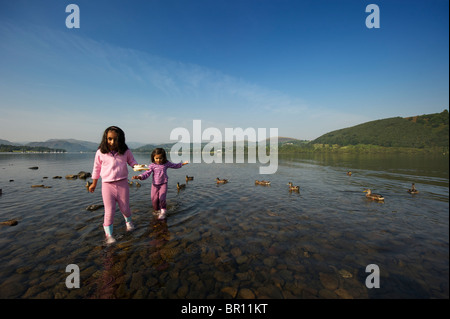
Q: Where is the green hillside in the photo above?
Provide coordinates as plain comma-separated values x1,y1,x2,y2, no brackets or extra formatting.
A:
310,110,448,149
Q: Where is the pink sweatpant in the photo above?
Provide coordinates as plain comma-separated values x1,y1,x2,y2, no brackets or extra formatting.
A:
101,179,131,226
151,183,167,211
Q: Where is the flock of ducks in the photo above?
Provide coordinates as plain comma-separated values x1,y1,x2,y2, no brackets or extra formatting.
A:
178,176,301,193
347,170,419,202
85,171,420,202
220,171,419,202
364,184,419,202
177,175,194,190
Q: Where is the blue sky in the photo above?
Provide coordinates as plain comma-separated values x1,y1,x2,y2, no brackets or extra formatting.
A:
0,0,448,144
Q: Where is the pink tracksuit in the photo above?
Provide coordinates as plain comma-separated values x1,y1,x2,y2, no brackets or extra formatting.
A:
91,149,138,226
138,161,183,211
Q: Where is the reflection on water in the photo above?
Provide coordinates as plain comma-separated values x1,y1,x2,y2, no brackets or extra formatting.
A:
0,152,448,299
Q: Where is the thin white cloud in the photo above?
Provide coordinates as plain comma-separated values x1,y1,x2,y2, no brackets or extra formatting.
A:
0,21,366,143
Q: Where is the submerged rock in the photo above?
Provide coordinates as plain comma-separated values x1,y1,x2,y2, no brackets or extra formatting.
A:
86,204,104,211
77,171,91,179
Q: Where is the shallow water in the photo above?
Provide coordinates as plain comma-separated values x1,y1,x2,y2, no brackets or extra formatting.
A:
0,152,448,299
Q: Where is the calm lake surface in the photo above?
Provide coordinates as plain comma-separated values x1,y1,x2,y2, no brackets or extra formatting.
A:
0,152,448,299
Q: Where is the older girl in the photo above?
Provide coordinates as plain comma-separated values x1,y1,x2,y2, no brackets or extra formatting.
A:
89,126,138,244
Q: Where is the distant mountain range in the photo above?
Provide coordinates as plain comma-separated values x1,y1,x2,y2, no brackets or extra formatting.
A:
0,139,148,152
1,110,448,152
25,139,99,152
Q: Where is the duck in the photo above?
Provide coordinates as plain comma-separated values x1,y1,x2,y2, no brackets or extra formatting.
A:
255,180,271,186
0,219,18,226
177,182,186,190
135,181,141,187
186,175,194,181
216,178,228,184
287,182,300,192
407,183,419,194
364,189,384,201
347,171,352,176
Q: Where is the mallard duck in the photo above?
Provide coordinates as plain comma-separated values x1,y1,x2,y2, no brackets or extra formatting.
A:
186,175,194,181
287,182,300,192
255,180,271,186
407,183,419,194
364,189,384,201
177,182,186,190
0,219,18,226
216,178,228,184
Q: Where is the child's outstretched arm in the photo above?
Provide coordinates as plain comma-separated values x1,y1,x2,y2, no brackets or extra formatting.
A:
182,161,189,166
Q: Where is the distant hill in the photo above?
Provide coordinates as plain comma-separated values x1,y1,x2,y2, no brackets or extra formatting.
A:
26,139,98,152
133,142,179,152
0,139,16,146
310,110,449,149
2,111,447,153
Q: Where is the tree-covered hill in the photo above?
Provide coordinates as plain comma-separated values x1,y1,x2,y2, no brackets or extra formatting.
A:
310,110,448,149
0,144,66,153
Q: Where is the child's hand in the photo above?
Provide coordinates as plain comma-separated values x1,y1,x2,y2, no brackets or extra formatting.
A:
132,175,141,180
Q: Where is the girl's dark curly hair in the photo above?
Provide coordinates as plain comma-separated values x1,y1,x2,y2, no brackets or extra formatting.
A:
98,126,129,154
151,148,168,164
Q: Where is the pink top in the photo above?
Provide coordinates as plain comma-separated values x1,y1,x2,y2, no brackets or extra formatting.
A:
138,161,183,185
91,149,138,182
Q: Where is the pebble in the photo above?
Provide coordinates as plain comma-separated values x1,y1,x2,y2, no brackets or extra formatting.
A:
238,288,256,299
221,286,237,298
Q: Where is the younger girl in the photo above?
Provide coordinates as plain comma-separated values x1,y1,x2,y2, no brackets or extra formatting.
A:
132,148,188,220
89,126,139,244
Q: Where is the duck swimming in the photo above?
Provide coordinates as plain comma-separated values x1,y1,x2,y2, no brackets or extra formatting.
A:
186,175,194,181
216,178,228,184
255,180,271,186
177,182,186,190
408,183,419,194
364,189,384,201
287,182,300,192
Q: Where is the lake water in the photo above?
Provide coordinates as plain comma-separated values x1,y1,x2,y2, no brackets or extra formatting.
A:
0,152,448,299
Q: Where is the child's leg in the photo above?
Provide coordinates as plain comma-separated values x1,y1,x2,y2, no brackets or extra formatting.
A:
157,183,168,220
102,182,117,242
116,179,131,219
159,183,168,210
102,181,116,227
115,179,134,231
151,184,160,211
